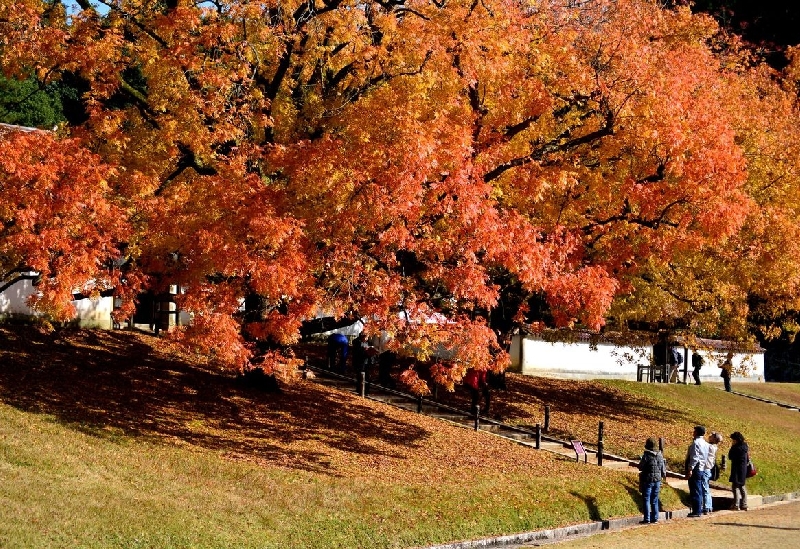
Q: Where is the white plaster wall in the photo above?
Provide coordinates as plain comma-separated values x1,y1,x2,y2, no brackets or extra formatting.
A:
511,335,764,382
0,279,38,314
71,296,114,329
1,279,114,329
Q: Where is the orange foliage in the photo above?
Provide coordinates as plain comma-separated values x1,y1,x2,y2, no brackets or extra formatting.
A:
2,0,798,378
0,129,134,319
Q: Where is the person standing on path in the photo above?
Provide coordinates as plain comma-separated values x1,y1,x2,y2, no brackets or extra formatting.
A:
720,352,733,392
685,425,710,517
728,431,750,511
327,332,349,373
703,432,723,513
637,438,667,524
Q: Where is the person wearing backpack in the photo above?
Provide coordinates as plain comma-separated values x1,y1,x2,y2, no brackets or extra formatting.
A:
692,352,704,385
668,346,683,382
638,438,667,524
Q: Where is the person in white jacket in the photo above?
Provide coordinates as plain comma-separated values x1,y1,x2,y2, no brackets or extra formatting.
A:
685,425,710,517
704,432,723,513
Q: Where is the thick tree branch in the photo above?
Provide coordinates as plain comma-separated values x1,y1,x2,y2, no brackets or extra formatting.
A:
94,1,169,49
483,101,614,183
0,270,38,293
155,143,218,196
583,196,686,239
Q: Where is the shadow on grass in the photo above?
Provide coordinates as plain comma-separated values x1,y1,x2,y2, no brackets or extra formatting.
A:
427,371,698,434
624,484,643,515
670,483,692,509
569,491,602,521
498,376,690,424
0,326,431,476
711,523,800,531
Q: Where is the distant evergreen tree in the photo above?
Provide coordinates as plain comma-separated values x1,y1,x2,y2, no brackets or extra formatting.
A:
0,70,89,129
0,75,65,129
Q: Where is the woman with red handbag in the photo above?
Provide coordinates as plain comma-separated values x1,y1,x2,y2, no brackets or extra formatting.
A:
728,431,750,510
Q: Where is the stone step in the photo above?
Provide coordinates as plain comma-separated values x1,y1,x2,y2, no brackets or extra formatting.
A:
429,413,471,421
377,396,415,404
499,431,534,441
602,459,637,470
316,378,356,388
539,441,569,451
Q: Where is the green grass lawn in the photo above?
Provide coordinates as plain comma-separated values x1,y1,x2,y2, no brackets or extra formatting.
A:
1,325,799,548
0,395,664,549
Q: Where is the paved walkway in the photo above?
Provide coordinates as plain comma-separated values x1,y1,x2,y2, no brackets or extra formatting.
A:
525,499,800,548
423,492,800,549
721,387,800,411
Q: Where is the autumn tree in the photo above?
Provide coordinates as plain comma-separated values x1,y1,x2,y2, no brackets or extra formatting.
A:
1,0,791,389
604,19,800,348
0,126,136,321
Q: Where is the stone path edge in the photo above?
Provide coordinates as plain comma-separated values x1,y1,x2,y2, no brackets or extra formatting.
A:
420,490,800,549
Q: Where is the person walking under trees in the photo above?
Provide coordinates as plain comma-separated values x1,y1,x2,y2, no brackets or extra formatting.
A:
685,425,710,518
720,352,733,392
692,352,704,385
464,368,491,415
728,431,750,511
327,333,349,373
638,438,667,524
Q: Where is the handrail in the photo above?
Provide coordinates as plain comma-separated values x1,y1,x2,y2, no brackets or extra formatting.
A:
305,364,565,444
304,364,672,471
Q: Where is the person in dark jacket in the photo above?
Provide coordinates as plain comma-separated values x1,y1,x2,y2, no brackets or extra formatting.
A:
728,431,750,510
377,350,397,388
692,352,704,385
351,333,377,392
327,333,349,372
720,352,733,392
638,438,667,524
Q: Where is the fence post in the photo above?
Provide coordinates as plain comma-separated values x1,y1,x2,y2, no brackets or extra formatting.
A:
535,423,541,450
474,405,480,431
417,394,423,413
597,421,604,466
658,437,664,453
359,371,366,398
544,405,550,433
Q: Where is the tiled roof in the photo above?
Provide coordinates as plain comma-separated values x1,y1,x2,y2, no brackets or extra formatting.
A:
0,123,42,136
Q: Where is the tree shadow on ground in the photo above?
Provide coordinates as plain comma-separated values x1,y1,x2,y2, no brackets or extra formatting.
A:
569,491,602,521
427,371,697,429
497,375,691,424
711,523,800,531
0,326,431,476
624,484,644,515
